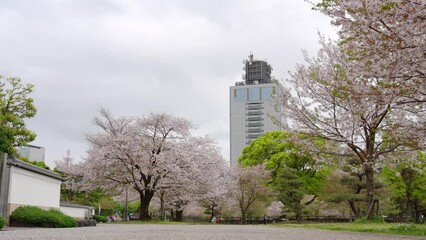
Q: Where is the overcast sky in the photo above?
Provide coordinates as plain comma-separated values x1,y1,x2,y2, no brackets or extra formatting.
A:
0,0,336,167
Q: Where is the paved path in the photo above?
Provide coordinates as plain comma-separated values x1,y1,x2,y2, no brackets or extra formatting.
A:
0,224,424,240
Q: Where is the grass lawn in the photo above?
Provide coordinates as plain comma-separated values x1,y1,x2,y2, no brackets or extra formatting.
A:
276,222,426,237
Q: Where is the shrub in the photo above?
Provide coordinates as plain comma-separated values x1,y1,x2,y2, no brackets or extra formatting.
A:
0,216,4,230
93,215,108,223
98,208,114,217
10,206,76,228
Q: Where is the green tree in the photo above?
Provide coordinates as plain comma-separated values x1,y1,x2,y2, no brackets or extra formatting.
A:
276,168,306,223
321,169,368,219
0,76,36,154
381,152,426,223
239,131,329,220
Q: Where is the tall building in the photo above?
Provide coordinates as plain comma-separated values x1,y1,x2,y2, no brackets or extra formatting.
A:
18,145,45,162
229,54,283,166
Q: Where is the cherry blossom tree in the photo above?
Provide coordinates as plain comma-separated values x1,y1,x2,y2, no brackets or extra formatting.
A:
189,137,229,221
58,109,194,220
55,153,87,192
228,165,273,224
281,0,425,218
266,201,284,219
157,136,228,221
316,0,425,99
57,109,228,221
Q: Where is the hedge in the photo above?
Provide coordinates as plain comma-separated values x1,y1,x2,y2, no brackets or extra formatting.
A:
93,215,108,223
10,206,76,228
0,216,4,230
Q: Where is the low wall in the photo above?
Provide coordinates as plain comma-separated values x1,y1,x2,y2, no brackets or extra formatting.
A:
60,203,94,220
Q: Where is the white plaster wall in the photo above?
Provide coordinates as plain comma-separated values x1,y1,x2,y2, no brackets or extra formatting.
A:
60,206,88,219
8,166,61,208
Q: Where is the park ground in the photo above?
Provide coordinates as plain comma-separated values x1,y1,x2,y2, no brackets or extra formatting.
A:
1,223,425,240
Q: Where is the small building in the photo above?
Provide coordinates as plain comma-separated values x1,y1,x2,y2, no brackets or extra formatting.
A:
0,153,64,224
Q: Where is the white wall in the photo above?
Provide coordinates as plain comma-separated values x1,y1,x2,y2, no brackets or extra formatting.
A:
8,166,61,209
60,206,89,219
18,146,45,162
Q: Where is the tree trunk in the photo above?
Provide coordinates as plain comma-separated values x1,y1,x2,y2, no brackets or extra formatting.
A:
159,192,165,220
364,164,375,219
413,200,420,224
241,212,246,224
348,200,360,219
295,213,301,223
210,205,215,222
175,210,183,222
139,189,154,221
170,209,175,221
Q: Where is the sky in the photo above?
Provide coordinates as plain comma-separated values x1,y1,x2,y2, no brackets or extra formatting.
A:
0,0,336,167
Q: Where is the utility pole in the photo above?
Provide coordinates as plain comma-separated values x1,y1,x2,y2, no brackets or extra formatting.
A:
124,185,128,221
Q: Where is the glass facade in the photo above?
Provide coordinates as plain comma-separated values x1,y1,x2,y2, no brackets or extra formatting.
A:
235,89,248,102
261,87,273,100
235,86,274,102
248,87,260,101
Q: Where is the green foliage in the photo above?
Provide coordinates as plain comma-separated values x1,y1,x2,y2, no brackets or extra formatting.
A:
60,187,118,217
117,201,140,215
321,171,365,204
0,76,36,154
276,168,306,222
239,131,327,187
0,216,4,230
388,224,421,233
99,208,114,217
10,206,76,228
381,2,397,11
281,222,426,237
353,216,384,224
380,153,426,222
18,156,50,170
239,130,329,218
93,215,108,223
313,0,337,10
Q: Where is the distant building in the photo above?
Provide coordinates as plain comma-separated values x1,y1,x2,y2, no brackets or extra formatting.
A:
18,145,45,162
229,54,284,166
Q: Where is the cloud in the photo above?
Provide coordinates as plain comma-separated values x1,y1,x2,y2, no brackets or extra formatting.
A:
0,0,335,167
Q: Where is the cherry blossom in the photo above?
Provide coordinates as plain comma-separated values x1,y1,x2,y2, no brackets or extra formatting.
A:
57,109,226,221
281,0,425,218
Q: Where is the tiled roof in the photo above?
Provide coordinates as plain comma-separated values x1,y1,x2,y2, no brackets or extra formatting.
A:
7,156,65,181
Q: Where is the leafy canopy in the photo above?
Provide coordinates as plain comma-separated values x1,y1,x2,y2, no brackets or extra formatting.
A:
239,131,328,193
0,76,36,154
239,130,329,219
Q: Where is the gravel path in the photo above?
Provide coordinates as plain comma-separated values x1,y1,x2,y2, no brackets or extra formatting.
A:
0,224,424,240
